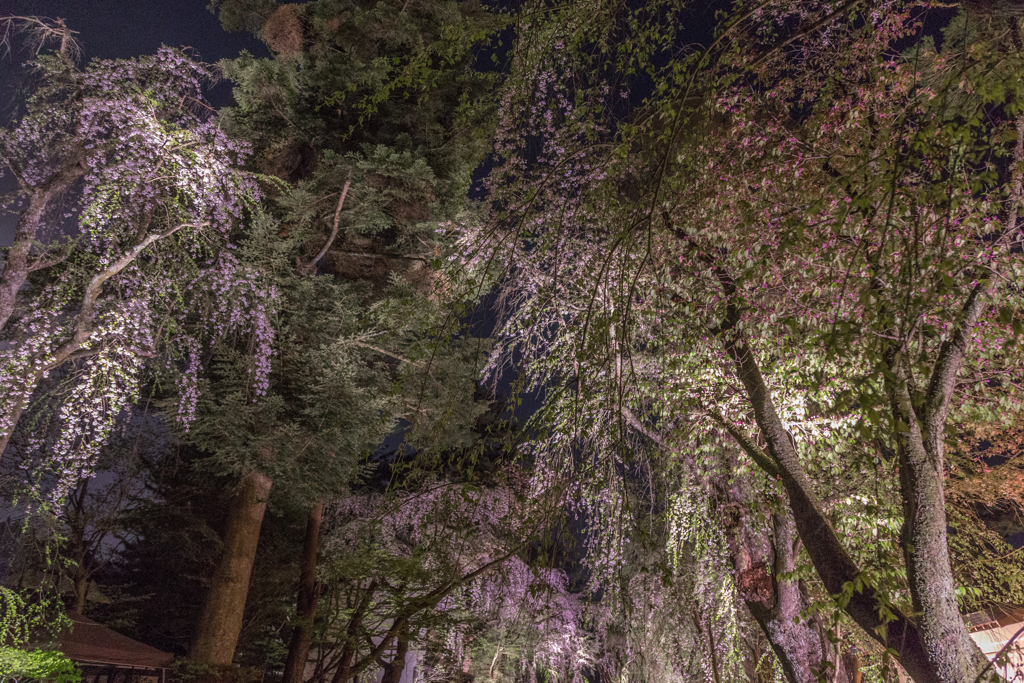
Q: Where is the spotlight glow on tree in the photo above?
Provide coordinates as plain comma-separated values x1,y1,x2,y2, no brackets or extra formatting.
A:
0,47,274,499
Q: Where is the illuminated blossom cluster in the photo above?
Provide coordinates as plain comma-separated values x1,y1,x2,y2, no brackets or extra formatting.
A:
0,47,275,499
450,556,595,683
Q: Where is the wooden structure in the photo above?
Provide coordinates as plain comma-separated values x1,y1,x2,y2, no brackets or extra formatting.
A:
57,611,173,683
967,605,1024,682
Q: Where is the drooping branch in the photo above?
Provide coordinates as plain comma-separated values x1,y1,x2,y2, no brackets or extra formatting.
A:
348,341,423,367
60,221,202,355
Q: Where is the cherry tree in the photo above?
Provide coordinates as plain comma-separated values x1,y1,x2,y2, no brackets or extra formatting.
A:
0,45,274,498
427,555,594,683
461,2,1024,682
306,475,557,683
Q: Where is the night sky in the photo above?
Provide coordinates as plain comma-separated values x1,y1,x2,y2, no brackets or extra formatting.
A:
0,0,267,105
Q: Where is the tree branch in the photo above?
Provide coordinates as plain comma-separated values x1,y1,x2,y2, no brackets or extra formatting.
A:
349,341,422,367
660,209,937,680
706,409,781,479
26,241,75,272
301,176,352,276
620,405,668,447
923,111,1024,452
50,221,203,364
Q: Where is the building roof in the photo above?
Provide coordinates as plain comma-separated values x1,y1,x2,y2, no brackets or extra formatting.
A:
966,605,1024,632
58,611,173,669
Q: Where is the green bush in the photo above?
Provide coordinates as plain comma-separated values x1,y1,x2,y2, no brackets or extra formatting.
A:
0,647,81,683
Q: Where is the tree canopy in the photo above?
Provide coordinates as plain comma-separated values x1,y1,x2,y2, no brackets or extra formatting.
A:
462,1,1024,681
4,3,1024,683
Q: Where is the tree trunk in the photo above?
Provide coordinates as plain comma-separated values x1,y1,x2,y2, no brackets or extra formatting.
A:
73,572,90,614
0,159,85,335
190,469,273,666
720,477,857,683
718,321,996,683
745,514,860,683
661,211,996,682
379,629,409,683
330,582,378,683
283,501,324,683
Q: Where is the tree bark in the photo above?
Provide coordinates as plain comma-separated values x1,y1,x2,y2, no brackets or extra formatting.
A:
379,628,410,683
0,159,86,334
746,514,862,683
283,501,324,683
720,476,858,683
190,469,273,667
887,351,993,683
722,327,987,683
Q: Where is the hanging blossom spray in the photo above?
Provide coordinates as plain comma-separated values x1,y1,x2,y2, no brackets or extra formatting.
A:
0,47,277,500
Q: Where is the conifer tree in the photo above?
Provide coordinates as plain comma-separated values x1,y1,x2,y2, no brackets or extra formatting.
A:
183,0,504,669
0,45,271,500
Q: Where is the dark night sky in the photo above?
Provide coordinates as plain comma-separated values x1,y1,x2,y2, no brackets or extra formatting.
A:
0,0,267,105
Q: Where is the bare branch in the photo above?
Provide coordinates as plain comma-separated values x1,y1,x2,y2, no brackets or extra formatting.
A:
27,240,75,272
301,175,352,276
0,16,81,62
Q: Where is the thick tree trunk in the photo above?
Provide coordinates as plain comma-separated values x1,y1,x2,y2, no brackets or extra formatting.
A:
889,357,993,683
745,514,860,683
721,477,857,683
283,501,324,683
190,469,273,667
